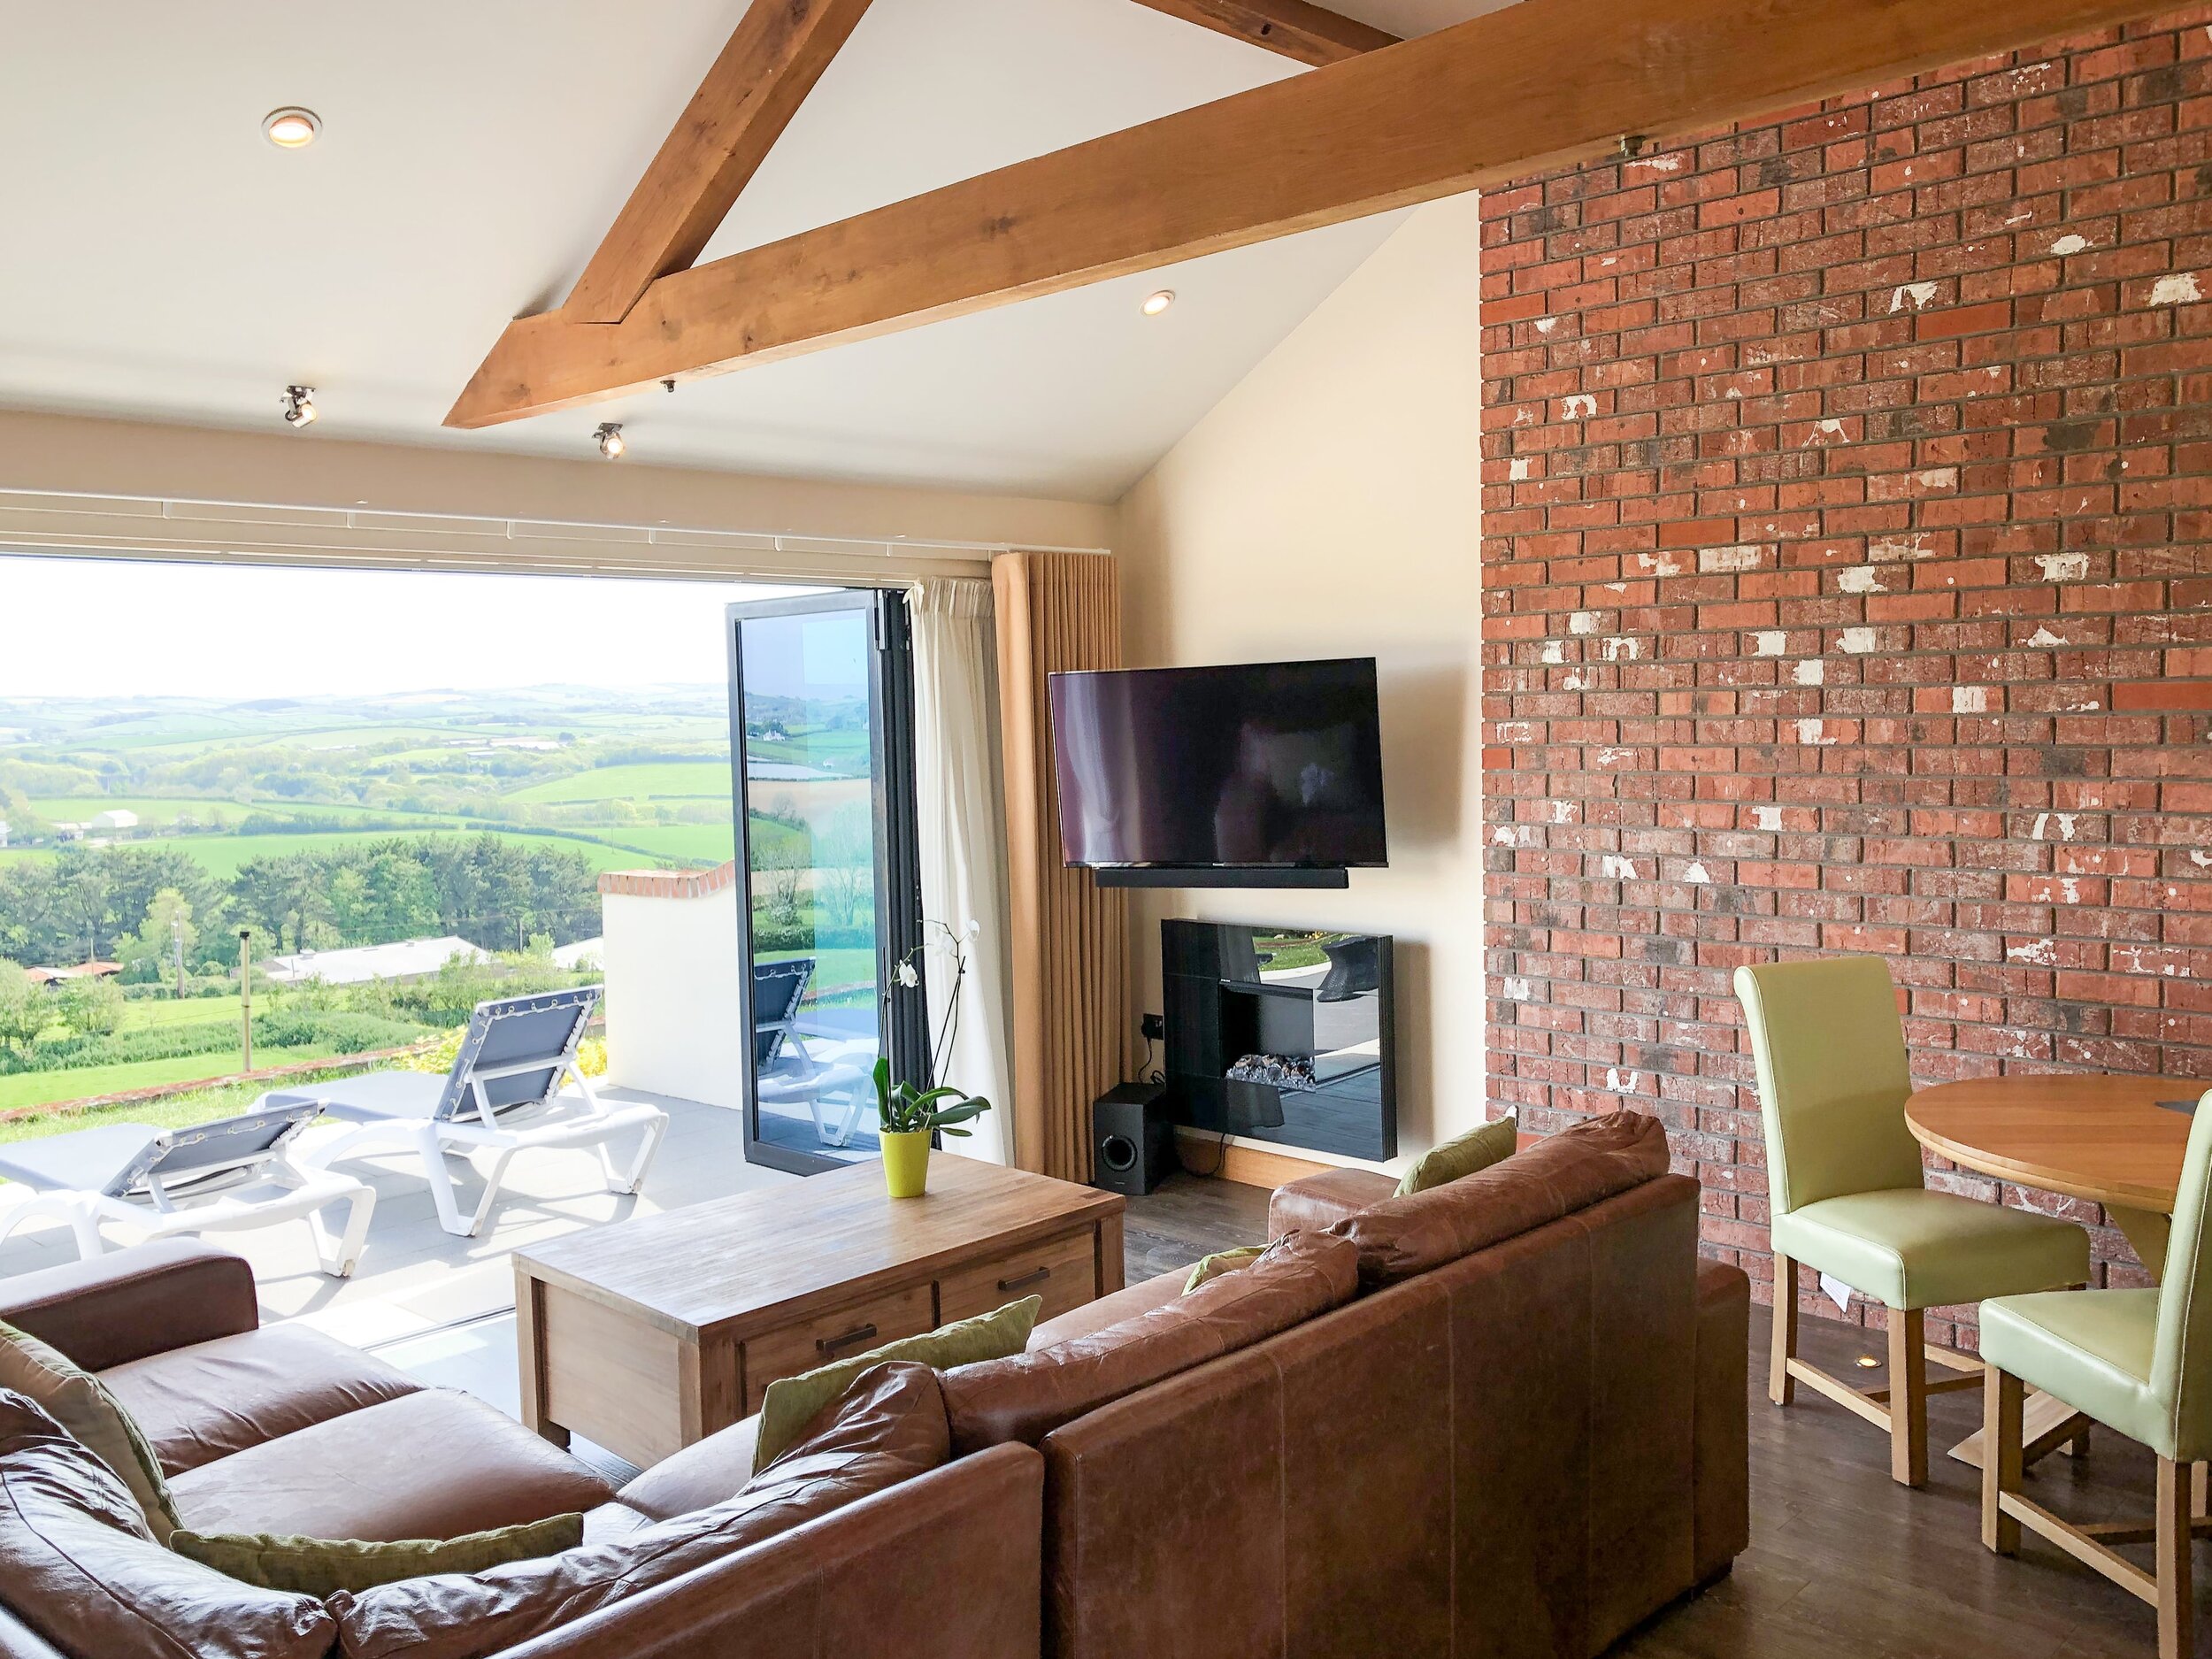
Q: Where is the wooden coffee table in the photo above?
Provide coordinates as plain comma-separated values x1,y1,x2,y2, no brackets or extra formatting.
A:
511,1156,1125,1469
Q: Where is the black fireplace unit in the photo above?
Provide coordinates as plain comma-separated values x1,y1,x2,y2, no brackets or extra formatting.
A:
1162,920,1396,1163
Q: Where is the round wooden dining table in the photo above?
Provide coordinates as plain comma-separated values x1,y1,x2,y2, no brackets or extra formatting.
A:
1905,1074,2202,1281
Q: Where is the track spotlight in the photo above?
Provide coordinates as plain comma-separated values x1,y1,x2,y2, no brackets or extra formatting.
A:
280,385,317,428
595,422,626,460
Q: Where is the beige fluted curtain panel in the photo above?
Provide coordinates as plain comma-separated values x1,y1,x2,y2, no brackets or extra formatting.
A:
994,550,1125,1181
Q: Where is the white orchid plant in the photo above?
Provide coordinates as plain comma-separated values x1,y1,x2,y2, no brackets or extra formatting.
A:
879,918,992,1140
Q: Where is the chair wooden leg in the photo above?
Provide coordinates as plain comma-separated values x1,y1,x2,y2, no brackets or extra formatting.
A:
1888,1308,1928,1488
2159,1457,2194,1659
1982,1366,2023,1553
2193,1462,2208,1522
1770,1251,1797,1407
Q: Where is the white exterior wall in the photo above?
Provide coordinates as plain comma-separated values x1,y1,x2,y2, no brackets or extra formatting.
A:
601,884,747,1111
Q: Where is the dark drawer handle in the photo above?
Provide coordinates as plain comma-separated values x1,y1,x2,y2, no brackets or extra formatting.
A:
817,1323,879,1356
998,1267,1052,1294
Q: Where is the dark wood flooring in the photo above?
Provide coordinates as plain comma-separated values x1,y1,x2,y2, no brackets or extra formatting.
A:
1621,1303,2188,1659
1120,1170,1272,1281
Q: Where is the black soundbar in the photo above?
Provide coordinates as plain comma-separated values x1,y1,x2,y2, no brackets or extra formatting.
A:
1085,865,1351,890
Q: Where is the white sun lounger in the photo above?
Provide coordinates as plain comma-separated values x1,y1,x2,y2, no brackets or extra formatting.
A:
276,986,667,1238
0,1102,375,1277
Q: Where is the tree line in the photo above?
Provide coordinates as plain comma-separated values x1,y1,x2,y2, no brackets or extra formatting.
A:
0,834,602,973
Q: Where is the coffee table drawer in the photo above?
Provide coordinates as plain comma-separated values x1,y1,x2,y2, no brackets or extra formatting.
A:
741,1281,936,1413
938,1227,1099,1326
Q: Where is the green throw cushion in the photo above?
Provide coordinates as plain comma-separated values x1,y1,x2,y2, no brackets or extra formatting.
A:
1184,1247,1266,1294
752,1295,1041,1474
0,1319,182,1541
1394,1114,1519,1197
173,1513,585,1598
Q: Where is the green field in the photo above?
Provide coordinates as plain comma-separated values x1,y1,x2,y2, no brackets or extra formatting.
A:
603,825,740,864
0,828,654,879
747,732,869,773
508,762,733,804
27,795,258,827
27,796,477,830
0,1044,348,1112
119,995,248,1031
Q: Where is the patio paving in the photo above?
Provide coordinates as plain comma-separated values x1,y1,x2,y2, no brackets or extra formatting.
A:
0,1087,795,1349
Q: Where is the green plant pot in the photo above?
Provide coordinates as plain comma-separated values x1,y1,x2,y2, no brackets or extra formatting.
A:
881,1129,930,1198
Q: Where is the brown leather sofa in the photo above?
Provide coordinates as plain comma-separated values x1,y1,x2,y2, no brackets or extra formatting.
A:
962,1112,1750,1659
0,1240,1041,1659
0,1112,1745,1659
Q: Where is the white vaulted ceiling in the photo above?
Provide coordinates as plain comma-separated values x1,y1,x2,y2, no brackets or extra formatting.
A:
0,0,1506,502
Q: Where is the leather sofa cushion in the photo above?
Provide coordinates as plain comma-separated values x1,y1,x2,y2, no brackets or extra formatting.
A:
939,1229,1359,1456
331,1361,952,1659
616,1414,763,1523
0,1389,335,1659
1266,1168,1396,1240
167,1386,615,1543
1025,1268,1191,1348
102,1322,425,1474
1326,1110,1671,1288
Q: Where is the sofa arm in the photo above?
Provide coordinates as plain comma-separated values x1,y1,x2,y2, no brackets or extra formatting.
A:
1692,1258,1750,1583
0,1240,258,1372
1267,1169,1397,1239
497,1444,1043,1659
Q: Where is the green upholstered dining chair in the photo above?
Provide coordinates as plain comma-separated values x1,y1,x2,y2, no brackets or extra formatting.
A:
1980,1092,2212,1659
1734,956,2092,1486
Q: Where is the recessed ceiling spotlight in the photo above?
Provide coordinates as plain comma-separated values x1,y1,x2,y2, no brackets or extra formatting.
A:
1141,289,1176,317
263,107,320,150
595,422,626,461
280,385,317,428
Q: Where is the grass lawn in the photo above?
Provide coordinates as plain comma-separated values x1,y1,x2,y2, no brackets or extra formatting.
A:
506,761,733,804
119,995,246,1032
0,1044,347,1113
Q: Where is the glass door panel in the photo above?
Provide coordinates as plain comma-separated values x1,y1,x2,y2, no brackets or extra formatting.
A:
727,592,922,1173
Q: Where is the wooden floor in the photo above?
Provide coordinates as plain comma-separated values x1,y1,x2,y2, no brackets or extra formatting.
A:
1621,1302,2189,1659
1120,1168,1273,1279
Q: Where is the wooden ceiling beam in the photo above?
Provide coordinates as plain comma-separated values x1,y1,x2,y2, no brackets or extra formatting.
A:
561,0,878,325
1124,0,1397,66
449,0,2170,428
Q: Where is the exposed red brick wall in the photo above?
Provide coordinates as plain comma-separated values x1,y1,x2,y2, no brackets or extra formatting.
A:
1479,10,2212,1343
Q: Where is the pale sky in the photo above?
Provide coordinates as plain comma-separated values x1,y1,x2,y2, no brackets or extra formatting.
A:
0,556,811,699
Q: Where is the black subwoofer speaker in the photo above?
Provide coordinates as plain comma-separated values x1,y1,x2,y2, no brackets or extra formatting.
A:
1092,1082,1174,1195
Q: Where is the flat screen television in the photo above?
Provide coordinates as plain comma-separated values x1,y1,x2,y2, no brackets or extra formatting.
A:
1048,657,1386,888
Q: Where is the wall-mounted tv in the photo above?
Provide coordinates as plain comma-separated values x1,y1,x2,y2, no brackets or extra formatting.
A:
1048,657,1386,889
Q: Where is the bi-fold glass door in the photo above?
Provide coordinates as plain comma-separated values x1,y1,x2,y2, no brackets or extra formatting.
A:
726,591,927,1174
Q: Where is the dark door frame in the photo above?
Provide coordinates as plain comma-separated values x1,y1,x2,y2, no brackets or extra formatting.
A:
726,589,927,1176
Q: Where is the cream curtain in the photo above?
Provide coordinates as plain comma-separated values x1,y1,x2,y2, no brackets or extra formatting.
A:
910,578,1016,1166
993,550,1125,1182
